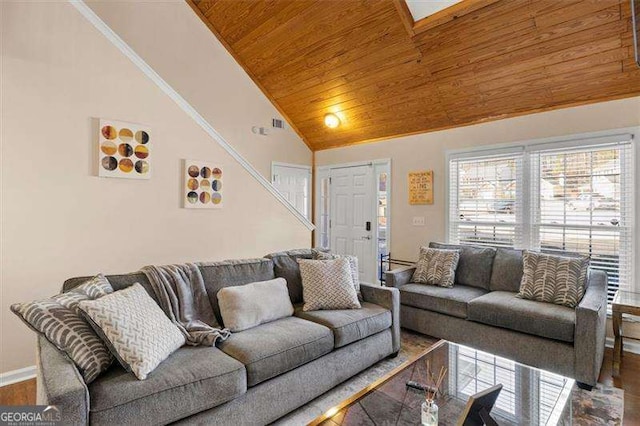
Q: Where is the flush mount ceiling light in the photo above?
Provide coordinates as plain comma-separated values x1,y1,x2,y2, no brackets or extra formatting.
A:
324,113,341,129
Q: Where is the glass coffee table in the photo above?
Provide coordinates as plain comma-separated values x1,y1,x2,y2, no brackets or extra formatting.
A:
310,340,574,426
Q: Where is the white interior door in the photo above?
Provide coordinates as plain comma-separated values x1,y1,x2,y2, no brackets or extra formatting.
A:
272,163,311,220
330,165,375,284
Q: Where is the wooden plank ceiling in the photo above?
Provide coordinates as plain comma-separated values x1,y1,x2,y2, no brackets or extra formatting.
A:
189,0,640,151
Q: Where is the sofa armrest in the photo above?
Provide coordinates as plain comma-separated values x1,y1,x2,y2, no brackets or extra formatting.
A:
37,336,89,426
385,265,416,288
574,269,608,387
360,283,401,353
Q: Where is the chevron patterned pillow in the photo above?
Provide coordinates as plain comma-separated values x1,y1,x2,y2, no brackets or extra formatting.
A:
78,283,185,380
298,258,361,312
10,274,114,383
517,251,589,308
412,247,460,287
312,249,360,297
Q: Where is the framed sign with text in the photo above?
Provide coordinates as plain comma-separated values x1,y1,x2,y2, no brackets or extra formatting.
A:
408,170,433,205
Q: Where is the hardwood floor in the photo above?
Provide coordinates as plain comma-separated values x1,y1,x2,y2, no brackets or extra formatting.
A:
0,378,36,406
1,348,639,424
599,348,640,425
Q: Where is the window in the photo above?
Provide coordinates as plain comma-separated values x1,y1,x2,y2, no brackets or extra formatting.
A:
448,345,572,425
377,169,390,265
448,133,635,303
449,150,523,248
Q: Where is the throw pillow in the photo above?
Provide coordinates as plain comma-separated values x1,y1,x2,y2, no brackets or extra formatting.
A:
10,274,114,383
312,249,360,297
298,258,361,311
78,283,185,380
517,250,589,308
411,247,460,287
217,278,294,332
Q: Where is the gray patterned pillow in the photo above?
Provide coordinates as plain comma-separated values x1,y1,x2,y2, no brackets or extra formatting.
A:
10,274,114,383
298,258,361,312
312,249,360,296
517,251,589,308
78,283,185,380
412,247,460,287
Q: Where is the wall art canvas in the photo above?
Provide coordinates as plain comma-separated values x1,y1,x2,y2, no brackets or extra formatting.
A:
98,119,151,179
409,170,433,205
183,159,223,209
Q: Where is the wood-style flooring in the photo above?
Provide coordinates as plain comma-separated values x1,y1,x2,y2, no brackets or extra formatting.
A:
1,348,638,423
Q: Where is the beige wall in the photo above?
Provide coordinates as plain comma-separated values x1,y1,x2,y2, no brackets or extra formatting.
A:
317,96,640,260
317,97,640,341
86,0,312,179
0,1,310,374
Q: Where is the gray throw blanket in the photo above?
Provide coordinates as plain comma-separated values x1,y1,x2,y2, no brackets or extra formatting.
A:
141,263,230,346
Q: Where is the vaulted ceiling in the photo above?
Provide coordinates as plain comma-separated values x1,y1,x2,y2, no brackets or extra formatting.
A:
189,0,640,151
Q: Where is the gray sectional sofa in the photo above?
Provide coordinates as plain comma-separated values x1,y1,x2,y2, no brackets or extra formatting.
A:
386,242,607,389
37,249,400,425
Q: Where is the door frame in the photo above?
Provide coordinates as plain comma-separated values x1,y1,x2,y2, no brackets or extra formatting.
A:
314,158,392,284
271,161,312,220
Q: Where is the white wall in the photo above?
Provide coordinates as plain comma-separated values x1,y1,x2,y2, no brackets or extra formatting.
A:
0,1,310,374
317,96,640,340
86,0,312,179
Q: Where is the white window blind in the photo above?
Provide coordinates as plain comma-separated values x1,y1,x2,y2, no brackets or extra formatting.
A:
448,133,635,304
449,150,524,248
528,140,634,302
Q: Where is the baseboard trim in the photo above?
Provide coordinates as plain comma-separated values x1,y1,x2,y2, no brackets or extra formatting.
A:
0,366,36,387
67,0,315,232
605,337,640,355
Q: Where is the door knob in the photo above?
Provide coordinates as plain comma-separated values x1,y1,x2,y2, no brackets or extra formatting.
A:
361,236,372,240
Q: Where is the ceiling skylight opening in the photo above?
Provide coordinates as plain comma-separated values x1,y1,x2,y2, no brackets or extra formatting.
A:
405,0,463,21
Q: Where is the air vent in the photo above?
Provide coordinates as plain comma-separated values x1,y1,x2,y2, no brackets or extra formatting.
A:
272,118,285,129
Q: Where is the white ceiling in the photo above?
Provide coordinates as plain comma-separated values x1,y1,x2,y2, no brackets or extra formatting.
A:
405,0,463,21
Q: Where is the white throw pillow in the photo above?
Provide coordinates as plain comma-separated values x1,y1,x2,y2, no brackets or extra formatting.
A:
78,283,185,380
312,249,360,297
298,258,361,311
217,278,294,332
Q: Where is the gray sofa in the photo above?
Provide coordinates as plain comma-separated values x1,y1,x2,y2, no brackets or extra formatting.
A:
386,242,607,389
36,249,400,425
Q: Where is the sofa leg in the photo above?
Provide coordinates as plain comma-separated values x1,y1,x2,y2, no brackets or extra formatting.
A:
577,382,593,391
387,351,399,359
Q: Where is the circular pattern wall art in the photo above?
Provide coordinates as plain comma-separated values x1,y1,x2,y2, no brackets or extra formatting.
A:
98,119,151,179
183,160,223,209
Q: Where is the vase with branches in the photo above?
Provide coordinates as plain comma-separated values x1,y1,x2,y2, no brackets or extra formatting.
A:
421,360,447,426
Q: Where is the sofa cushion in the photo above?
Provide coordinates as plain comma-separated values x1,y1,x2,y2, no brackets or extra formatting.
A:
412,247,460,287
264,249,318,304
78,283,186,381
217,278,294,332
429,243,497,290
88,346,246,425
298,258,361,311
294,302,391,348
468,291,575,343
518,250,589,308
399,283,487,319
11,274,114,384
313,250,361,297
198,258,276,325
489,248,524,292
219,316,333,387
